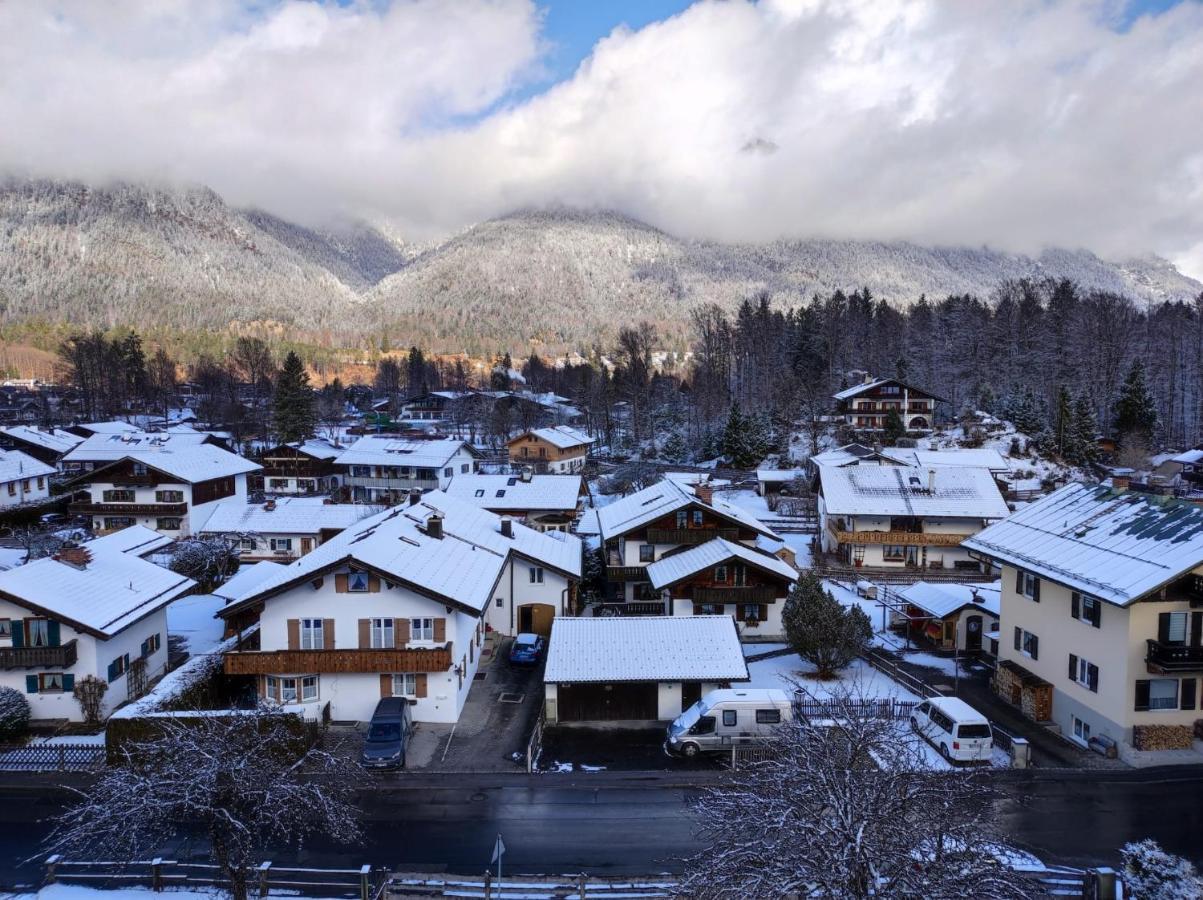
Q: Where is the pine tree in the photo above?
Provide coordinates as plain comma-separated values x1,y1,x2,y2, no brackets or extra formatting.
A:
883,407,906,444
1113,360,1158,448
1053,385,1072,458
272,352,315,443
1068,393,1099,466
782,572,872,679
722,405,762,468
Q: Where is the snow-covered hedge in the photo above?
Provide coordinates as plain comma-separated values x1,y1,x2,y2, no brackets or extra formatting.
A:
1121,840,1203,900
0,686,31,741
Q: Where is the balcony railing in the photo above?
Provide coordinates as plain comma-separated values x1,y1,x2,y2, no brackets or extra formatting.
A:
340,475,440,489
693,586,780,604
1145,640,1203,673
646,528,740,545
590,601,668,617
69,501,188,516
223,646,452,676
606,566,649,581
0,640,78,670
831,529,965,547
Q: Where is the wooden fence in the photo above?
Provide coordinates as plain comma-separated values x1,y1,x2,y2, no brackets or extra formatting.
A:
45,856,380,899
0,743,105,772
525,707,546,774
386,873,676,899
793,697,919,721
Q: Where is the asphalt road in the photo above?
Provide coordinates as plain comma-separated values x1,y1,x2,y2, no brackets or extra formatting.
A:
3,770,1203,888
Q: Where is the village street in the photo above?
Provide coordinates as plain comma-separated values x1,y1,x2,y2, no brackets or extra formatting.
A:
2,768,1203,888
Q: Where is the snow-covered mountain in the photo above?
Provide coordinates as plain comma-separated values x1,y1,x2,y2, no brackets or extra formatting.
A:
1,181,1197,350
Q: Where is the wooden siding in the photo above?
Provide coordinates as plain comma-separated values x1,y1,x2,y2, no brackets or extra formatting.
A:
223,646,452,675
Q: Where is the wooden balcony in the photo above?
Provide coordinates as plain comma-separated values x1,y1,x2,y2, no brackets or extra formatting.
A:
591,601,668,617
831,528,964,547
69,501,188,516
1145,640,1203,674
646,528,740,545
0,640,77,670
223,646,452,675
341,475,439,489
606,566,649,581
693,586,780,604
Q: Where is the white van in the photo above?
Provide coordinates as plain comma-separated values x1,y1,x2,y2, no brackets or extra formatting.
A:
909,696,993,762
665,689,793,758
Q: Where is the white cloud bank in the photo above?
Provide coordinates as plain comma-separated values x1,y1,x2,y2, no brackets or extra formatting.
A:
1,0,1201,278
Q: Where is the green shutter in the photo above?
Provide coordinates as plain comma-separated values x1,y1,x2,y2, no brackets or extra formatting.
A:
62,674,74,692
106,660,117,682
140,639,148,659
46,620,60,647
10,622,23,648
25,674,38,694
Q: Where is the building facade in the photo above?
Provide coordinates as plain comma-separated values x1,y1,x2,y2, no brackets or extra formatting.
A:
832,376,943,432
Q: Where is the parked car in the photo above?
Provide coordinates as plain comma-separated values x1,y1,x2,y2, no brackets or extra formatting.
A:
909,696,993,762
361,697,413,769
665,688,793,758
509,633,545,666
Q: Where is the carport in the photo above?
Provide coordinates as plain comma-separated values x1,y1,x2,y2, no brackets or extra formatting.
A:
543,615,748,724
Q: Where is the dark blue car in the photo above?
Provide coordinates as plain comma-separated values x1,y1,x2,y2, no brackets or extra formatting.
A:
509,633,545,666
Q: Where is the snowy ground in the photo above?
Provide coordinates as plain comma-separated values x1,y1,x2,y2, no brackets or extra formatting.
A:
746,654,919,701
0,546,26,570
165,593,226,655
742,642,788,657
12,887,344,900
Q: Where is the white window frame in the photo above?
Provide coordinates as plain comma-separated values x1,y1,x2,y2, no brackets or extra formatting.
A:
1021,572,1038,600
1020,629,1037,659
529,567,544,584
1072,715,1091,744
279,676,298,703
300,675,319,702
411,618,434,642
392,673,417,697
1076,593,1101,627
300,618,324,650
1074,656,1097,689
1165,611,1188,644
371,617,395,649
270,537,293,552
1148,678,1178,711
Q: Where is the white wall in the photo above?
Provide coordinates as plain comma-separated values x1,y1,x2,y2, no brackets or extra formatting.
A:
482,558,572,636
0,476,50,509
669,597,785,639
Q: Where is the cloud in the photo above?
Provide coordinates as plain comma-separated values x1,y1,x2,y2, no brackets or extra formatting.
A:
1,0,1202,277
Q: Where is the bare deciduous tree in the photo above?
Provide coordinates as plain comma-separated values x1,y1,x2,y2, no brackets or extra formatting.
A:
71,675,107,726
44,707,362,900
678,698,1037,899
168,534,247,592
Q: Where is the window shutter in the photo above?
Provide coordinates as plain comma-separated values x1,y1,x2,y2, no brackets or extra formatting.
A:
10,621,23,648
106,660,117,682
415,673,428,698
1181,678,1197,711
140,639,148,659
1134,679,1151,712
1032,579,1040,603
1030,635,1038,660
380,674,392,698
1158,612,1171,644
367,576,381,593
433,618,446,643
1015,569,1024,593
396,619,410,644
359,619,371,649
46,620,60,647
1087,664,1099,693
335,574,349,593
1070,593,1080,620
1013,627,1021,651
1192,612,1203,648
759,604,768,621
324,619,336,648
62,674,74,692
287,619,300,651
25,674,38,694
1068,653,1078,681
1091,602,1101,629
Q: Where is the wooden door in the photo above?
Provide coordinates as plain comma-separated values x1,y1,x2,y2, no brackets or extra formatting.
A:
518,603,555,637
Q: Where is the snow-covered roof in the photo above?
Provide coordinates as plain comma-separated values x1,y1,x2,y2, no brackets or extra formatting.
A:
0,425,84,455
444,474,583,512
832,377,943,402
646,537,797,589
544,616,749,684
334,436,473,468
194,497,383,536
0,527,194,637
1171,449,1203,466
596,479,776,541
260,438,342,461
0,448,56,483
664,472,731,488
898,581,1002,619
757,468,808,483
513,426,594,450
65,430,210,462
213,561,287,604
74,421,141,435
901,448,1010,473
819,465,1009,519
220,491,581,618
962,482,1203,607
809,444,910,469
67,437,260,484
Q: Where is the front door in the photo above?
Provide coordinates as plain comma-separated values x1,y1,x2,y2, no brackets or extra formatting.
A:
518,603,555,637
681,681,702,712
965,615,983,652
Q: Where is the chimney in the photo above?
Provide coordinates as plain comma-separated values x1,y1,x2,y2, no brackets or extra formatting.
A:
408,490,422,506
694,480,714,505
927,468,936,494
55,545,92,569
520,466,533,483
500,516,513,538
863,372,874,385
970,588,981,604
1112,473,1130,492
264,499,276,512
426,514,443,539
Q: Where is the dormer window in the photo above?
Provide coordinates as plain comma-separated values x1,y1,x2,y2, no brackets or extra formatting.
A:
347,572,370,592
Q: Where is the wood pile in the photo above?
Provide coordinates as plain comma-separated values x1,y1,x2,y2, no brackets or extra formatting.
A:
1132,724,1194,751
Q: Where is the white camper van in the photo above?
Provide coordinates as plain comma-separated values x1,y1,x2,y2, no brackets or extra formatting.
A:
665,688,793,758
909,696,993,762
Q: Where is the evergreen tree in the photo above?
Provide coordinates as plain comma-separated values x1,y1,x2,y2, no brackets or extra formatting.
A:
272,352,315,443
1068,393,1099,466
1113,360,1158,448
722,405,768,468
490,352,513,391
1053,385,1072,458
782,573,872,679
882,407,906,444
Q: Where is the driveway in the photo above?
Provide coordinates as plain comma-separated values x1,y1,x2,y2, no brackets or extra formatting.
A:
405,633,545,773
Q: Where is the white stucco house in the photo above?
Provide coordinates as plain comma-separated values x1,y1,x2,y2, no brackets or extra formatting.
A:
0,449,54,509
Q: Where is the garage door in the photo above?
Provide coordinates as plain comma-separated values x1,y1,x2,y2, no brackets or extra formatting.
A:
556,682,658,722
